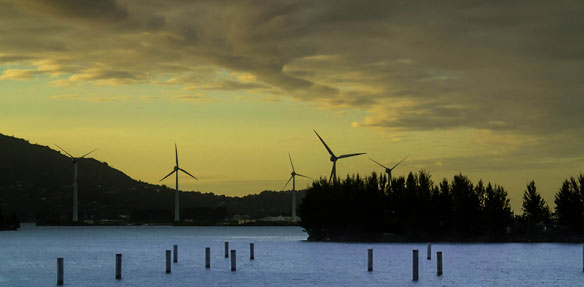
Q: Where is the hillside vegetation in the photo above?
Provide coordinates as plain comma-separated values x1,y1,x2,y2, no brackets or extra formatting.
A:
0,133,304,225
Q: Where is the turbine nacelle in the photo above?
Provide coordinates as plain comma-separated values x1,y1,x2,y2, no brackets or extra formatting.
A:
55,144,97,162
314,130,365,183
369,155,408,179
284,153,311,189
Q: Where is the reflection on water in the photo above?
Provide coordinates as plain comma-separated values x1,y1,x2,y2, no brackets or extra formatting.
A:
0,224,582,286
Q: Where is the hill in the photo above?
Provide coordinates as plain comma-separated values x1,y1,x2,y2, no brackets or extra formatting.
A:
0,133,305,225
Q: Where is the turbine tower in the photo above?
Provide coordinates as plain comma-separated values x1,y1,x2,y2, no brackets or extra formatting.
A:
283,153,311,221
55,145,97,223
313,130,366,183
369,155,408,180
160,144,197,223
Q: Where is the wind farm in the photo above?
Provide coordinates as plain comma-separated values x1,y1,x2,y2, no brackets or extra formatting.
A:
0,130,392,226
2,131,584,287
1,0,583,285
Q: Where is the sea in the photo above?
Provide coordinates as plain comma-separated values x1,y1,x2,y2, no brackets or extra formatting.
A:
0,224,582,286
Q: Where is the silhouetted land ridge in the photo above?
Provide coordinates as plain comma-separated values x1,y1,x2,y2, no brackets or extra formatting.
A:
298,171,584,242
0,133,304,226
3,132,583,242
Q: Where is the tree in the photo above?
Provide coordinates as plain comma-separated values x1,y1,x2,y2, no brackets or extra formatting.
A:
554,177,584,232
450,174,480,235
483,184,514,235
432,179,453,232
521,181,551,226
299,171,584,241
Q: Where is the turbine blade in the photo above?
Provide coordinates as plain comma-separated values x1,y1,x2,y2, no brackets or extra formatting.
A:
313,130,336,157
369,158,388,169
160,169,176,182
338,152,366,159
283,175,293,189
391,155,409,170
288,152,295,172
55,144,74,158
179,168,198,180
175,143,179,167
80,148,97,159
296,173,312,179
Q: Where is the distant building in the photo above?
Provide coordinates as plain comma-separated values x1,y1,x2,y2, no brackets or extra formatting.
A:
227,214,255,225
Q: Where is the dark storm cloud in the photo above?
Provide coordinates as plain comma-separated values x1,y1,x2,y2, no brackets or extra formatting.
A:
0,0,583,139
12,0,165,30
18,0,130,21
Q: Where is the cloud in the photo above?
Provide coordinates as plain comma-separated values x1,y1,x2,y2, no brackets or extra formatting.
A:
0,55,33,64
90,96,130,103
49,94,130,103
0,58,80,80
12,0,165,30
183,80,267,91
176,94,215,103
50,66,149,86
0,0,582,139
18,0,129,21
0,69,39,80
261,95,282,102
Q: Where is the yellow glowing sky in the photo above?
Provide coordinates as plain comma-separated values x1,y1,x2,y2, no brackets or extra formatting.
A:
1,0,583,211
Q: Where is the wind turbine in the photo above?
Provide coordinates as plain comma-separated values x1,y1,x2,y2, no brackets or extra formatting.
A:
369,155,409,180
283,153,311,221
160,144,197,223
55,145,97,223
313,130,366,183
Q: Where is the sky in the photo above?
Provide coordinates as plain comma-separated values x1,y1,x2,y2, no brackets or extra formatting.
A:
0,0,583,212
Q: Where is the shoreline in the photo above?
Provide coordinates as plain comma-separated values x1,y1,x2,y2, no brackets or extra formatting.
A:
31,221,301,227
304,230,584,243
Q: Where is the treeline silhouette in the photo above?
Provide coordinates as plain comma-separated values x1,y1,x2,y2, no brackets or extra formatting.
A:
299,171,584,242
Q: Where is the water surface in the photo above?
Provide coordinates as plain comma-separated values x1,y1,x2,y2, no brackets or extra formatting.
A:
0,224,582,286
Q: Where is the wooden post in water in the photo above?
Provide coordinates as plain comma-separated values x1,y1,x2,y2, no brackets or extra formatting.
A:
437,251,443,276
166,250,171,273
225,242,229,258
250,243,255,260
367,249,373,272
427,243,432,260
231,250,236,271
115,254,122,280
413,250,419,281
57,257,64,286
205,247,211,268
173,245,178,263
